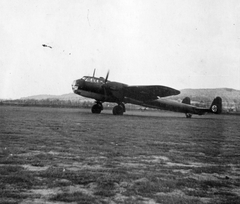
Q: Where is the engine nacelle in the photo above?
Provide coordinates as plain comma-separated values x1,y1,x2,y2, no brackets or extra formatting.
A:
103,82,128,100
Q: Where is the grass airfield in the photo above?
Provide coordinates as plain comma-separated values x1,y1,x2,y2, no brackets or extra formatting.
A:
0,106,240,204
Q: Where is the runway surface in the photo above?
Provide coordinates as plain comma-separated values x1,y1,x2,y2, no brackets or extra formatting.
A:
1,106,240,203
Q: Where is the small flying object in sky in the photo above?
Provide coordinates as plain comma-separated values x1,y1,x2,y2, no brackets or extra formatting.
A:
42,44,52,49
72,70,222,118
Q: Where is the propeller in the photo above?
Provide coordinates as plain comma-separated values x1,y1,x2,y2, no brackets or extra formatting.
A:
93,69,96,77
103,70,110,101
104,70,110,84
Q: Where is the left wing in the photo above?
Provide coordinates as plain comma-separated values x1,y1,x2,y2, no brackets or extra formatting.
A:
123,85,180,101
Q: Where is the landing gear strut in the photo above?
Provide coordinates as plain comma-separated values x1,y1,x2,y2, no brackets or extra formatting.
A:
112,103,125,115
91,102,103,114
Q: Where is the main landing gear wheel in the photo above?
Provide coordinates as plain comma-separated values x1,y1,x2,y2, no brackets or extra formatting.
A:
91,103,103,114
112,104,125,115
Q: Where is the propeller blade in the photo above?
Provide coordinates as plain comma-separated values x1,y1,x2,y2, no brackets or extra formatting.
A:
104,70,110,83
93,69,96,77
103,70,110,100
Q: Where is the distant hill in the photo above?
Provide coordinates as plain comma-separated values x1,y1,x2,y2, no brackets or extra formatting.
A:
19,88,240,112
168,88,240,112
21,88,240,103
170,88,240,102
21,93,93,101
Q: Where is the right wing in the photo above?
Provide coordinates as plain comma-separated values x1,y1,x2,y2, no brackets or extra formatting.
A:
123,85,180,101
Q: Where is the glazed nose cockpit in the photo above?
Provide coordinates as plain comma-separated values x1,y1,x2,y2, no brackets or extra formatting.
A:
71,79,85,92
71,80,78,91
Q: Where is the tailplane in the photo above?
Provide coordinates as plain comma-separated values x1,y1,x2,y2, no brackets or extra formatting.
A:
210,97,222,114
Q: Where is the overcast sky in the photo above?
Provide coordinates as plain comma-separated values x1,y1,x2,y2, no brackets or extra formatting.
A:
1,0,240,99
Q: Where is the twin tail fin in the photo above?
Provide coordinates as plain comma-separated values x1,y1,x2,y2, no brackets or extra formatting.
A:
210,96,222,114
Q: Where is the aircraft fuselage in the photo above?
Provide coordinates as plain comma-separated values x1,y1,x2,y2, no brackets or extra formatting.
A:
72,75,222,117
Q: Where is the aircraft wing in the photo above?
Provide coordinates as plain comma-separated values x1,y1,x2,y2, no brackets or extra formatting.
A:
123,85,180,101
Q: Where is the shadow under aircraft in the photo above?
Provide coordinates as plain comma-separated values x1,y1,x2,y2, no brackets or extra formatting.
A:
72,70,222,118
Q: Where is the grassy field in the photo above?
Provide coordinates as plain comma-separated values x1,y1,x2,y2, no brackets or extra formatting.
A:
0,106,240,204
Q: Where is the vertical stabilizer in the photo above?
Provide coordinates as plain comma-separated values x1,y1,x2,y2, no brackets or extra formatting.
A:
210,97,222,114
182,97,191,105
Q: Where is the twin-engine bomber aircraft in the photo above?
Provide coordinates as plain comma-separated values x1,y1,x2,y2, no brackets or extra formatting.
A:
72,71,222,118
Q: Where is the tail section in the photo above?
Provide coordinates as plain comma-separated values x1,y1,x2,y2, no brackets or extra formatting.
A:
210,96,222,114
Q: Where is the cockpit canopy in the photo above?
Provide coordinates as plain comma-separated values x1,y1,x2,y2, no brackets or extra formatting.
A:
81,76,107,84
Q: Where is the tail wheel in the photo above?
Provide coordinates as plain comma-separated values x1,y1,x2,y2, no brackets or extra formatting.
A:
113,105,124,115
91,103,103,114
185,113,192,118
